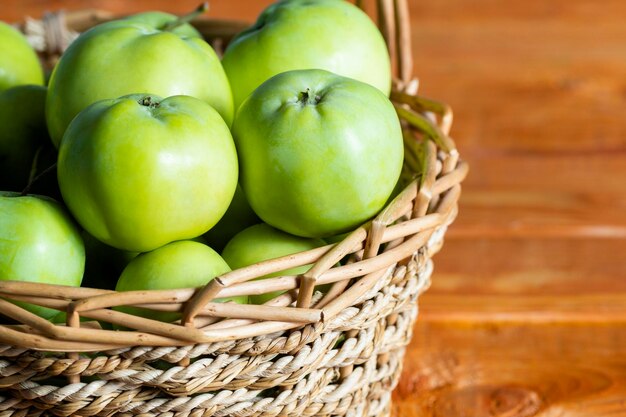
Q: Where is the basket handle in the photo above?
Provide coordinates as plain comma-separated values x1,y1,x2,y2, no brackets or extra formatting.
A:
372,0,413,86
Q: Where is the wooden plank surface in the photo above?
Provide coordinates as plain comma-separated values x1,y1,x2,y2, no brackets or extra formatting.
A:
409,1,626,414
3,1,626,416
393,322,626,417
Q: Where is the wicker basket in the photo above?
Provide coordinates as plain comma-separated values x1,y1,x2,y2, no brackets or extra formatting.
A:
1,2,468,416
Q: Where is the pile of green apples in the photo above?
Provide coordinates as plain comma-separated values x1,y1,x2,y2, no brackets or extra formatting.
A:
0,0,404,324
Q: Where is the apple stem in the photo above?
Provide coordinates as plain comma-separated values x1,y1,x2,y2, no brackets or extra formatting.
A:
162,2,209,32
298,89,322,106
138,96,160,108
27,145,44,185
20,162,57,196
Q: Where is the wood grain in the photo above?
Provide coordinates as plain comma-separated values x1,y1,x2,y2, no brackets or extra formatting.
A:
433,238,626,296
409,0,626,239
421,293,626,323
449,154,626,238
409,0,626,153
393,322,626,417
3,0,626,416
403,1,626,415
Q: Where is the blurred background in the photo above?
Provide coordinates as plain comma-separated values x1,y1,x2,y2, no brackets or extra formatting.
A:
4,1,626,415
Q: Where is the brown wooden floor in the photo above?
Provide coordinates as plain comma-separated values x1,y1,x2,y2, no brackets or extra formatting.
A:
4,1,626,415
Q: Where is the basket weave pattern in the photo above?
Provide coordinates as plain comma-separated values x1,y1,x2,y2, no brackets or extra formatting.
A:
0,2,468,416
0,253,435,416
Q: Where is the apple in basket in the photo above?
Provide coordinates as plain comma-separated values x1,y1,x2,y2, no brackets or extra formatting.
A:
45,7,233,148
222,223,328,304
0,192,85,319
233,69,404,238
0,22,44,92
222,0,392,111
115,240,247,323
57,94,238,253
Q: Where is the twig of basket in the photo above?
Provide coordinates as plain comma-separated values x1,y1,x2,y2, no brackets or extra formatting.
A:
0,205,456,349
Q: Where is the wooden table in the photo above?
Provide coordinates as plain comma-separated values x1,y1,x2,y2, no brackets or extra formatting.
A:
4,1,626,415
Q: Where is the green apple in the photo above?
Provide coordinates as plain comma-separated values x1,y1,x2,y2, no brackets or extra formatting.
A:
233,69,403,238
58,94,238,252
0,85,49,191
115,240,246,323
0,22,44,92
203,184,260,252
0,192,85,319
222,0,391,111
222,223,327,304
46,15,233,147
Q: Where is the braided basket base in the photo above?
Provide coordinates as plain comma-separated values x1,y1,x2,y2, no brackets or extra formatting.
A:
0,225,444,417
